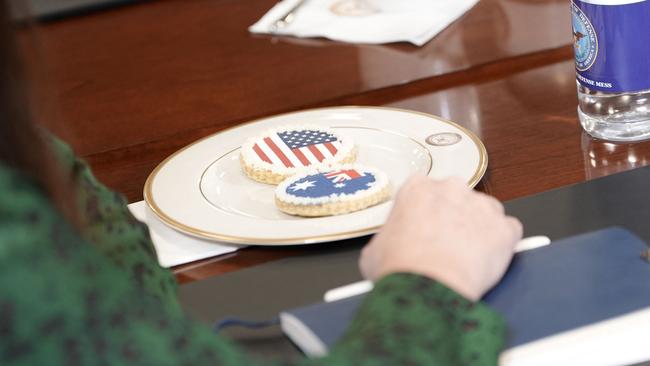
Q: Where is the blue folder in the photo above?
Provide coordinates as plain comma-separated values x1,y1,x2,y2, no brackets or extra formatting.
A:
281,227,650,355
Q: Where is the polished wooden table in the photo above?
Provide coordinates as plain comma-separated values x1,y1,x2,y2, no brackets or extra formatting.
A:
30,0,650,283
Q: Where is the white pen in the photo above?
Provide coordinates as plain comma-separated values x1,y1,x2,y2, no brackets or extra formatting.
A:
323,235,552,302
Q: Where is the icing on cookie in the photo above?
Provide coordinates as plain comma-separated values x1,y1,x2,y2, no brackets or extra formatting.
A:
240,126,356,184
276,166,389,206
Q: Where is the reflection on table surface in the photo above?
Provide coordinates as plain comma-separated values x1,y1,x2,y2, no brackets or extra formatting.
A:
34,0,571,155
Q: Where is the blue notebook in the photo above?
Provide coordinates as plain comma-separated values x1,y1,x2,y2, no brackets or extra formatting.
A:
280,228,650,364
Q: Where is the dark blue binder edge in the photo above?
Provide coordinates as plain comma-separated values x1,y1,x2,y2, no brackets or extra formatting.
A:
281,227,650,354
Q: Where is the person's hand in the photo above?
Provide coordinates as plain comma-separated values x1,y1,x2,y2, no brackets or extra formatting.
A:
359,175,523,301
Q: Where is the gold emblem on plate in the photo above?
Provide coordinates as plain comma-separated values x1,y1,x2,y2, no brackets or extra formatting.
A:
426,133,462,147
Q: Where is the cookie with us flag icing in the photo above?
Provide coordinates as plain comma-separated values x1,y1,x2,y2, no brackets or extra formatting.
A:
240,126,356,184
275,165,390,217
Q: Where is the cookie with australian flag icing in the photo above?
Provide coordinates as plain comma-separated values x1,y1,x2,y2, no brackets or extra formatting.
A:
240,126,356,184
275,165,390,217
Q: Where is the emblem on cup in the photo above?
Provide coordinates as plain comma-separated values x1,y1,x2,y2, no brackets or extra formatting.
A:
571,2,598,72
330,0,380,17
426,133,462,147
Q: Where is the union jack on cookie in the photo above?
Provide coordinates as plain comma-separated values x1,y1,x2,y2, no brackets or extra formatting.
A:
275,165,390,217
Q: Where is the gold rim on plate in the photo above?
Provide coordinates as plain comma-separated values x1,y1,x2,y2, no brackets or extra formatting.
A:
143,106,488,245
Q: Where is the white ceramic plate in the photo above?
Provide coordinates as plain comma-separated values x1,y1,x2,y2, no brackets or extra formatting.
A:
144,106,487,245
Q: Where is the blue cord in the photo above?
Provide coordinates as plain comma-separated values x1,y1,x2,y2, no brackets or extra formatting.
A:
213,317,280,333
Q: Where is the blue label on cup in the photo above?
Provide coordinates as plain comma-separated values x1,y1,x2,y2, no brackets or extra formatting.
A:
572,0,650,93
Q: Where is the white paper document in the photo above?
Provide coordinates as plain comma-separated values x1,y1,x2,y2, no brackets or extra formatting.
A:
127,201,242,268
250,0,480,46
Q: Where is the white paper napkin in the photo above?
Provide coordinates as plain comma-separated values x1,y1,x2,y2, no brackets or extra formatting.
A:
128,201,243,268
250,0,479,46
